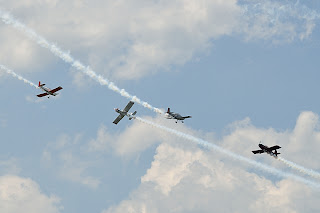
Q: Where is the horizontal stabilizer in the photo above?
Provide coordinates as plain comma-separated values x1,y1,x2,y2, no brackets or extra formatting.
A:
252,150,264,154
39,81,45,87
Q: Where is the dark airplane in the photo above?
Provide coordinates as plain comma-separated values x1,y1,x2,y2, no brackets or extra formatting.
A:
165,108,191,123
252,143,281,157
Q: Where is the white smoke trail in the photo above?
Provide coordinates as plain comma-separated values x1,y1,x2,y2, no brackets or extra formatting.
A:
0,10,163,114
0,1,318,113
278,157,320,179
0,64,38,88
135,117,320,189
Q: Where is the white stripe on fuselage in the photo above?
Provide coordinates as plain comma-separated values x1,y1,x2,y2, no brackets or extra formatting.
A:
40,86,56,96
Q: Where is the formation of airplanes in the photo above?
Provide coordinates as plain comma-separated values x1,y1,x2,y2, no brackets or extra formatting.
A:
34,82,283,158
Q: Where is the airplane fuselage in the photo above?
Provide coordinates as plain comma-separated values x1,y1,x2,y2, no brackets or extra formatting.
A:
40,86,58,96
259,144,278,157
114,108,135,118
167,112,184,120
165,108,191,123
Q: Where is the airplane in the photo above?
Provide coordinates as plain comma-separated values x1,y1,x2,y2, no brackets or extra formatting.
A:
252,143,281,157
165,108,191,123
37,81,63,98
113,101,137,125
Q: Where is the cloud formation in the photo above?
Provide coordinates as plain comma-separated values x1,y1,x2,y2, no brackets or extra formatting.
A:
97,111,320,212
0,175,62,213
32,111,320,212
0,0,318,80
42,134,101,189
103,144,318,213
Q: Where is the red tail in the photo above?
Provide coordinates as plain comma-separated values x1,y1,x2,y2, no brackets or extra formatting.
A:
38,81,45,87
167,108,170,113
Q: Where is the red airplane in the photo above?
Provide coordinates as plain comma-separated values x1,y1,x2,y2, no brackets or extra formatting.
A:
37,81,63,98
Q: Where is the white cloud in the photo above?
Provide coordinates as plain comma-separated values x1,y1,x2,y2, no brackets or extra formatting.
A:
221,111,320,171
88,118,162,156
0,27,53,72
101,111,320,212
42,134,101,189
0,175,62,213
239,0,319,43
1,0,318,80
102,144,318,213
141,144,204,195
102,143,318,213
88,115,204,157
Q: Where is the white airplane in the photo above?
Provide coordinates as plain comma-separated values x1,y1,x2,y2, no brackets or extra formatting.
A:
113,101,137,125
37,81,63,98
165,108,191,123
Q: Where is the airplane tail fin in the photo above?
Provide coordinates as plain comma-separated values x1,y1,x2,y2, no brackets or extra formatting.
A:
39,81,45,87
274,150,280,156
129,111,137,120
167,108,170,113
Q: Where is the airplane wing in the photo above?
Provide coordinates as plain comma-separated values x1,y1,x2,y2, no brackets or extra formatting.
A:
113,114,125,125
267,145,281,151
50,86,63,93
252,150,265,154
37,93,49,97
182,116,192,119
123,101,134,113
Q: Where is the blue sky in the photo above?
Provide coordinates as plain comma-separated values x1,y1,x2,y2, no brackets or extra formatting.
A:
1,0,320,212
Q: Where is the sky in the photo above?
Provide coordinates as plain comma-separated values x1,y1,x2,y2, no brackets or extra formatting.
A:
1,0,320,212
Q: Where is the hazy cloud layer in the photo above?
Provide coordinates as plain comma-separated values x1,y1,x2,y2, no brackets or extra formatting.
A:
42,134,101,189
0,0,318,79
102,144,317,213
99,111,320,213
0,175,62,213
